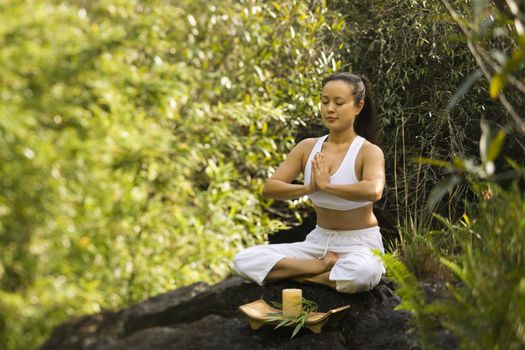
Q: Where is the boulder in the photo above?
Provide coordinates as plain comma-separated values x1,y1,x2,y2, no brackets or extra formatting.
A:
40,277,454,350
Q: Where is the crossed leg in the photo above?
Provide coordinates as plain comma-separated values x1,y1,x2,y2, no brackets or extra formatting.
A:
292,271,337,289
265,251,339,289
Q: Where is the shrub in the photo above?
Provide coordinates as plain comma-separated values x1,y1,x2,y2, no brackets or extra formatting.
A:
0,1,351,348
437,182,525,349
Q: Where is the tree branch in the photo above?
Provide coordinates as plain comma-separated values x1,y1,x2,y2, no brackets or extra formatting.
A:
439,0,525,134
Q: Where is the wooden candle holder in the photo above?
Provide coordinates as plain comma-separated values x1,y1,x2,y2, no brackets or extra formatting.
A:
239,299,350,334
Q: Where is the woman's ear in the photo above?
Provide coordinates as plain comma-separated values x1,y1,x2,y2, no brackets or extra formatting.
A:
356,100,365,114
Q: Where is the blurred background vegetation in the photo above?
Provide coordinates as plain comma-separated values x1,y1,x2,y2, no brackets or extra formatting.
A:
0,0,523,349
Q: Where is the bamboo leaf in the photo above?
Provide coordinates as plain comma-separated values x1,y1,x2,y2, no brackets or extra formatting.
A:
426,175,461,210
489,74,504,99
270,301,282,309
486,129,506,162
291,322,302,338
446,69,482,111
479,120,490,163
413,156,452,169
505,156,522,171
274,319,291,329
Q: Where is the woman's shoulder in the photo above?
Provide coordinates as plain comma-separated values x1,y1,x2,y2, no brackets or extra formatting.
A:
289,137,321,162
294,137,321,150
297,137,320,146
359,139,384,160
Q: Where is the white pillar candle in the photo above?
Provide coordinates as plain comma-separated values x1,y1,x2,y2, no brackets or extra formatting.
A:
282,288,302,316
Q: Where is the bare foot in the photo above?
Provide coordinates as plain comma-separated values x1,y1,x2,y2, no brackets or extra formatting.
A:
321,251,338,272
292,272,337,289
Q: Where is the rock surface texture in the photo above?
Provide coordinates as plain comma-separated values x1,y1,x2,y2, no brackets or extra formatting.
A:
40,277,454,350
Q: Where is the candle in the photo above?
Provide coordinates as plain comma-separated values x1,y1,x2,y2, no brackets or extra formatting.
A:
282,288,302,316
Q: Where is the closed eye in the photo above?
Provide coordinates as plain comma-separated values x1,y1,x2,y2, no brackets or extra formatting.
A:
321,101,345,105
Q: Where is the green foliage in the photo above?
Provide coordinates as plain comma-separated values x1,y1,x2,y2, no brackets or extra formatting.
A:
364,1,525,348
420,120,511,211
394,224,452,282
267,297,319,339
467,0,525,100
1,0,523,349
0,1,351,349
436,183,525,349
338,0,484,222
380,185,525,350
385,121,525,349
330,0,524,237
378,252,441,350
440,0,525,129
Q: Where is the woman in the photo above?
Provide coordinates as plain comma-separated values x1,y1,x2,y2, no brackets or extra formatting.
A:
233,72,386,294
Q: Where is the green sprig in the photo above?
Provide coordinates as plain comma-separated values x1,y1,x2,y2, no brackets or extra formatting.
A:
265,297,318,338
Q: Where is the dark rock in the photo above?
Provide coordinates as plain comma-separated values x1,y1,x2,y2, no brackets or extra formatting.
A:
40,277,454,350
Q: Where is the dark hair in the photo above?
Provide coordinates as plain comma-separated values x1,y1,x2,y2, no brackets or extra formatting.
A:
322,72,379,144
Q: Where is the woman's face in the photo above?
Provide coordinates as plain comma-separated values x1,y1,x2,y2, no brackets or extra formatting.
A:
320,80,364,131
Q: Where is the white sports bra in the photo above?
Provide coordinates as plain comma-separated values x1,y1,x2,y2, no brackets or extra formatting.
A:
304,135,372,211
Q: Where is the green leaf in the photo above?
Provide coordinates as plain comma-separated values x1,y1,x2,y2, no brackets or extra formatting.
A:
446,69,482,111
426,175,461,210
431,213,453,229
489,43,525,100
291,322,303,338
451,156,467,172
439,257,465,281
270,300,283,309
486,129,506,162
479,120,490,163
274,318,292,329
489,74,504,99
413,157,452,169
505,156,522,171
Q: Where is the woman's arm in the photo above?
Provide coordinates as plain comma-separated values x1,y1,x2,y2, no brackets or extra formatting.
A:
313,143,385,202
262,139,315,200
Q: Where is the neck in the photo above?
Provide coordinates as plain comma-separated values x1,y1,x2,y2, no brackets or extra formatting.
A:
327,128,357,145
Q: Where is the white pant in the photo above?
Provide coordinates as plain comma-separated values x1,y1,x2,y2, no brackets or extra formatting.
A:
233,225,386,294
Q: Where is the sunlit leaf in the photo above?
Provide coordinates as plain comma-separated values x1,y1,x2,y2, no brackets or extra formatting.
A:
439,257,465,281
413,157,452,169
486,129,505,162
489,74,504,99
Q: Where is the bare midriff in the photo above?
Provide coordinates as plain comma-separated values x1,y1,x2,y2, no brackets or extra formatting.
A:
314,203,378,230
